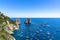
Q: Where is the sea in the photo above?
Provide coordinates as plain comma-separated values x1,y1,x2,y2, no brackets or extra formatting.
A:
11,18,60,40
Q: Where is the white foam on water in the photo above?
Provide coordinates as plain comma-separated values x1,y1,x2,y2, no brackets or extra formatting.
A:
40,29,43,32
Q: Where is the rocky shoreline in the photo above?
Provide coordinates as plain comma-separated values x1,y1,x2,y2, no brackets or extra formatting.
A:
0,12,19,40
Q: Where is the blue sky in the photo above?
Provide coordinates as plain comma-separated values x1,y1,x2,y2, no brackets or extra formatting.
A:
0,0,60,18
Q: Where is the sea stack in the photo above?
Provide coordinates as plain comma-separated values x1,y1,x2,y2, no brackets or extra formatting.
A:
24,18,31,24
15,18,20,30
16,18,20,25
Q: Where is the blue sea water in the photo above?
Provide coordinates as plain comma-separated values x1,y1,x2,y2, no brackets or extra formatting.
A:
11,18,60,40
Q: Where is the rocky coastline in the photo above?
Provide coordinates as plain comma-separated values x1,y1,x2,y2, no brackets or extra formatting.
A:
0,12,19,40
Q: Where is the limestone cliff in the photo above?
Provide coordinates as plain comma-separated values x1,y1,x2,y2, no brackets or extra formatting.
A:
0,12,16,40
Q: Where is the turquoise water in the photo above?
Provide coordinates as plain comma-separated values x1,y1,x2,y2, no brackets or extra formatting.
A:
11,18,60,40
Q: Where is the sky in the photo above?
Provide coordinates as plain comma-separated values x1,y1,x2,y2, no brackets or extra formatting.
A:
0,0,60,18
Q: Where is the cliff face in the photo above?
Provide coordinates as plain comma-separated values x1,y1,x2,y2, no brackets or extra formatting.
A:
0,12,15,24
0,12,16,40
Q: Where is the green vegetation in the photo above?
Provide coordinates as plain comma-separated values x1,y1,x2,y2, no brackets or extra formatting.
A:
0,12,15,40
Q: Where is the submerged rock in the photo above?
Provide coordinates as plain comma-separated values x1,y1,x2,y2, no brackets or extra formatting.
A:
41,23,50,28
